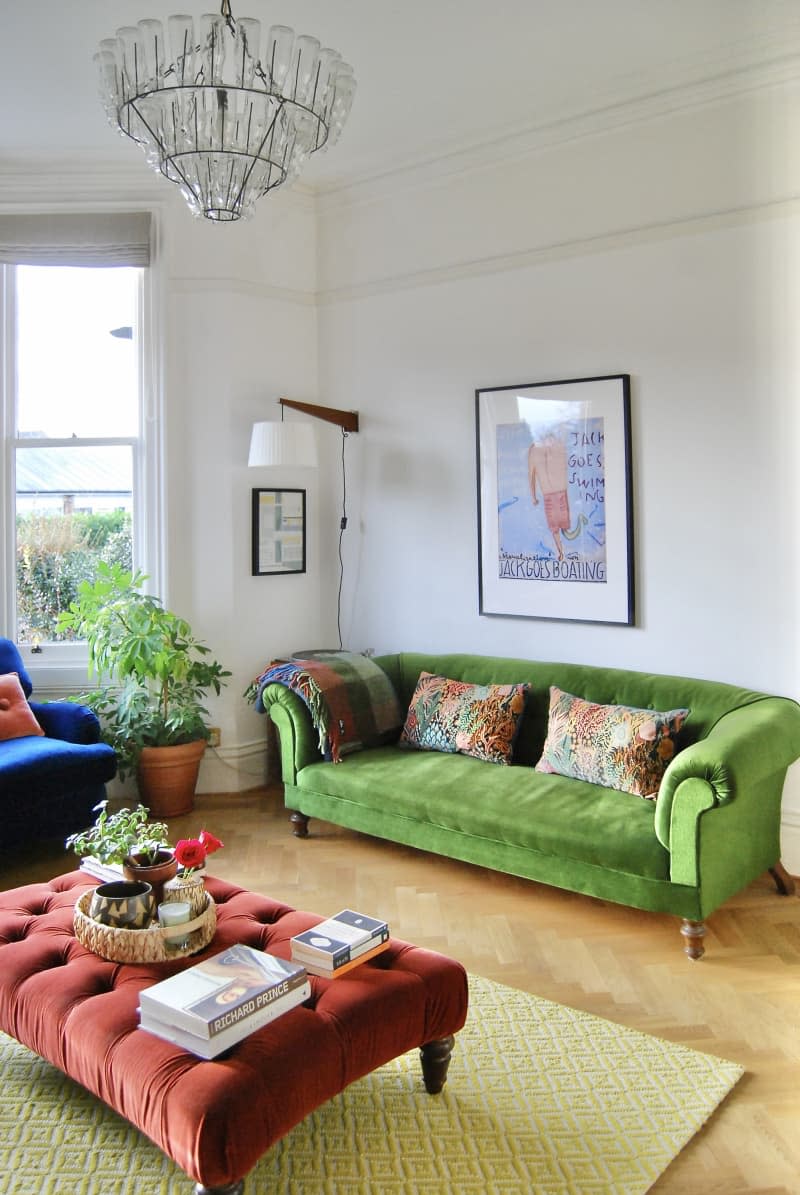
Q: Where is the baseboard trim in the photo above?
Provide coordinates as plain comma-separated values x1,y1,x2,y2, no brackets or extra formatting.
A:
780,813,800,878
197,738,266,795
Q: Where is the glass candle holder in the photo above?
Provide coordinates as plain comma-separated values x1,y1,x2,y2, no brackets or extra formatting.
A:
158,900,192,952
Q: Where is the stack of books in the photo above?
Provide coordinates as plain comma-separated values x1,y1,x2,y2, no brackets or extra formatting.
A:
138,943,310,1059
290,909,390,978
80,857,124,883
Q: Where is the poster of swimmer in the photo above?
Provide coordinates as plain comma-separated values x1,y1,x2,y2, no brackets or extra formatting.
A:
476,374,634,624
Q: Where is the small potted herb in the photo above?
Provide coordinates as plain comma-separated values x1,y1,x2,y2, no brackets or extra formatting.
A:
66,800,170,866
66,800,177,902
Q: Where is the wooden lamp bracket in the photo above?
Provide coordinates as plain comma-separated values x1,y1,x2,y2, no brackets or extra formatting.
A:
279,397,359,434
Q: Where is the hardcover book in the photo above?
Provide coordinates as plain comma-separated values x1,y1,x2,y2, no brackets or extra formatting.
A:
138,978,311,1058
80,857,124,883
291,909,389,966
300,937,391,978
138,943,307,1039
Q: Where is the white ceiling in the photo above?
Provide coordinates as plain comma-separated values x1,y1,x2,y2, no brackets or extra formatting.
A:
2,0,799,192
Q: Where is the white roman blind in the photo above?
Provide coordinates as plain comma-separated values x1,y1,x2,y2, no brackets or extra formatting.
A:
0,211,151,266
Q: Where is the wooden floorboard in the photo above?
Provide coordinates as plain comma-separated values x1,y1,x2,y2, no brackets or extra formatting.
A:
4,785,799,1194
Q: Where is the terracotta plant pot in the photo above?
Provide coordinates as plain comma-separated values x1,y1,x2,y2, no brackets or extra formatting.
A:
136,740,207,818
89,880,155,929
123,849,179,907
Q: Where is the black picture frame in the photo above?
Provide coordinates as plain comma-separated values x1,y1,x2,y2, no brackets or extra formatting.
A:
251,488,307,576
476,374,634,625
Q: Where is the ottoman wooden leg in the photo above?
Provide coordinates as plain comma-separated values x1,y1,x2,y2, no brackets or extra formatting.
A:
419,1035,455,1094
195,1182,244,1194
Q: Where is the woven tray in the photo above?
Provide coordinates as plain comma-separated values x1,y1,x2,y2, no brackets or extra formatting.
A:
74,888,217,963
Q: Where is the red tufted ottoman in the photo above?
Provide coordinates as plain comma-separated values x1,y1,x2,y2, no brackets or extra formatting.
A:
0,872,468,1193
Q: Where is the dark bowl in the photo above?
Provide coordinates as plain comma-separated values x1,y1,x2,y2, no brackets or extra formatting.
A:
89,880,155,929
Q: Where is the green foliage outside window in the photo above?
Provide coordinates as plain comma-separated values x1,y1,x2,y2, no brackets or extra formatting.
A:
16,510,132,643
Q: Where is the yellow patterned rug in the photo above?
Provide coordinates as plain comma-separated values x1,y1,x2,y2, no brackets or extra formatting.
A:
0,974,742,1195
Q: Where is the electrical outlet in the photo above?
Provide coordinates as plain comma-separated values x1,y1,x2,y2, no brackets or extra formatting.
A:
208,727,221,748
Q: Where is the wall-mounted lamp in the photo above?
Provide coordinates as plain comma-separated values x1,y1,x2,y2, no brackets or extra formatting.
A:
248,398,359,468
248,398,360,648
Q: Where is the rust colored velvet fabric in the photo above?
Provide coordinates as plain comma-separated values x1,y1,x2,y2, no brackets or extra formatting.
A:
0,872,468,1189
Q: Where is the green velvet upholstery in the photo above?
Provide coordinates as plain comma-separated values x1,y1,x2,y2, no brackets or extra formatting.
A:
260,652,800,929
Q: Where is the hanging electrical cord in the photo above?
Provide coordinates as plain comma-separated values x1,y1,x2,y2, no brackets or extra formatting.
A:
337,428,349,649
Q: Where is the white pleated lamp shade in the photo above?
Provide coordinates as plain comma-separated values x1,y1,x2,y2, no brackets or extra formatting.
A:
248,422,318,468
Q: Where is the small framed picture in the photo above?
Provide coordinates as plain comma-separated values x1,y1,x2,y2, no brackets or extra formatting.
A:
476,374,634,625
251,488,306,576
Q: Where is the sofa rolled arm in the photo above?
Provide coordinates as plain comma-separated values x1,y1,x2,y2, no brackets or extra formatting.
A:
260,684,324,784
654,696,800,851
28,700,102,745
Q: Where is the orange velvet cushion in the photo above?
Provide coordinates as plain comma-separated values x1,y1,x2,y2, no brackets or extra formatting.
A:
0,672,44,741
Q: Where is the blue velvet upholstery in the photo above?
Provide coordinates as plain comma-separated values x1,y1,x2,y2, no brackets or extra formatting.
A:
0,638,117,848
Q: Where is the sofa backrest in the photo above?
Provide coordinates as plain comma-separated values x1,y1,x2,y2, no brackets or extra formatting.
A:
374,651,772,767
0,638,34,698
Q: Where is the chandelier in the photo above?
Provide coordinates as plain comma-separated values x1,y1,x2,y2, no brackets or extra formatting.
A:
94,1,356,222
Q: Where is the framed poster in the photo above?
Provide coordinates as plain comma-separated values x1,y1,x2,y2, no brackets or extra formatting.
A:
476,374,634,625
251,488,306,576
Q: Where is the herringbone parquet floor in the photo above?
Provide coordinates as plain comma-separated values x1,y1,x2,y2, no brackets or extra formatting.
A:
6,785,800,1194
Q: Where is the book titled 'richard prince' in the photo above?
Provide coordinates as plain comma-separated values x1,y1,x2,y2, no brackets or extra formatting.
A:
138,944,308,1040
291,909,389,971
138,979,311,1059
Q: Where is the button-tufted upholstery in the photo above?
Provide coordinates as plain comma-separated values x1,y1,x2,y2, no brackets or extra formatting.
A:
0,872,468,1191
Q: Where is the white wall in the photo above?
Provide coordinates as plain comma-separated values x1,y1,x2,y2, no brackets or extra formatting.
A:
159,189,331,792
4,74,799,866
316,85,800,867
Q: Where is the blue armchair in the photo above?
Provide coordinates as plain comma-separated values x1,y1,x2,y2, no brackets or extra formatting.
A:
0,638,117,849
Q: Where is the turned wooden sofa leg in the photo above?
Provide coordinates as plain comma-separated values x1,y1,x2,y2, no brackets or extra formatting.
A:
769,861,796,896
419,1035,455,1094
289,810,309,838
680,919,706,960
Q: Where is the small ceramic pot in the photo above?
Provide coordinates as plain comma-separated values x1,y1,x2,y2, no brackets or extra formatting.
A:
89,880,155,929
123,849,179,907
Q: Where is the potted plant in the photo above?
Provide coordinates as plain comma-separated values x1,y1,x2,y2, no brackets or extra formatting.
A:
57,562,230,817
66,800,171,867
65,799,178,900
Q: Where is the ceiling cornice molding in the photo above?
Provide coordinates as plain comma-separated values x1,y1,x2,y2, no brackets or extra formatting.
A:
314,54,800,212
0,154,317,214
0,156,163,207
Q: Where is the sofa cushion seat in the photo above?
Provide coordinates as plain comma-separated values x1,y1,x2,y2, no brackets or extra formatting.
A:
0,735,117,798
296,746,670,881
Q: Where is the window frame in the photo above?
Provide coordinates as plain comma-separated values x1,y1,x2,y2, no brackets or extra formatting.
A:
0,237,164,693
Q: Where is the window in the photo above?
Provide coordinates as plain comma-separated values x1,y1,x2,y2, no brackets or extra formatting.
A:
0,213,160,686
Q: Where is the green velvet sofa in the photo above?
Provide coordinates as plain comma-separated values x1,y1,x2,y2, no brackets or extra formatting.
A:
261,652,800,959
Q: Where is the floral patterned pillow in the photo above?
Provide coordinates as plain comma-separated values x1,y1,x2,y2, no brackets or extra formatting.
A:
535,686,689,799
400,672,529,766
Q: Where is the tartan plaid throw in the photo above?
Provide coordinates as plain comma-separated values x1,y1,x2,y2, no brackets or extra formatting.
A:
252,650,403,762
